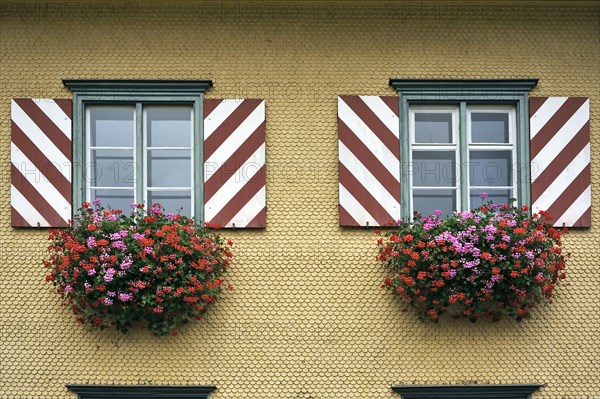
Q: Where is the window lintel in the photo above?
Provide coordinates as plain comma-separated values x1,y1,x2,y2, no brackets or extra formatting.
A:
389,79,538,97
63,79,213,97
67,384,217,399
392,384,542,399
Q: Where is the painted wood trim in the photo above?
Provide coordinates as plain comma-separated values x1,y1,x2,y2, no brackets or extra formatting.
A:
459,102,468,208
63,79,212,95
72,93,85,211
67,384,216,399
392,79,537,213
400,94,410,221
67,82,210,220
135,103,144,205
517,94,531,210
194,96,204,222
389,79,538,94
392,384,542,399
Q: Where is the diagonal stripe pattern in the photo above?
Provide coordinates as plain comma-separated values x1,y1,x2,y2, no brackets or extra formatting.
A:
11,99,72,227
338,96,400,227
530,97,591,227
204,99,266,228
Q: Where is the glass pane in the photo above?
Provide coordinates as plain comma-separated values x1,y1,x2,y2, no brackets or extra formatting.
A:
90,149,135,188
89,106,134,147
470,189,513,208
413,189,456,218
147,190,192,217
412,151,456,187
471,112,509,143
146,106,192,147
91,189,134,212
469,150,512,186
415,113,453,143
147,150,191,187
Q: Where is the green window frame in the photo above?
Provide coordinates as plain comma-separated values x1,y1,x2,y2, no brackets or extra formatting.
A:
389,79,538,221
63,80,212,221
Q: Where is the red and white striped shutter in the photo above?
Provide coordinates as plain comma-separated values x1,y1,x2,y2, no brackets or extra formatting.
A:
11,99,72,227
338,96,400,227
203,99,266,228
530,97,591,227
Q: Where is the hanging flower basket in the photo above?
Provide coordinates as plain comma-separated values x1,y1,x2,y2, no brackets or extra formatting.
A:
377,195,568,322
44,201,233,336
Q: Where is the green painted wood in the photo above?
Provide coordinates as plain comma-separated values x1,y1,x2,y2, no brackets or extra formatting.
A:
194,96,204,223
517,94,531,211
67,384,216,399
135,102,144,205
63,79,212,95
65,80,212,220
459,101,468,209
71,93,84,212
392,384,542,399
389,79,538,93
390,79,538,213
400,94,411,221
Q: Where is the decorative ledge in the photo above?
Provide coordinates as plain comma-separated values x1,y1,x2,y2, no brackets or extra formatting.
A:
66,385,217,399
63,79,213,95
392,384,542,399
389,78,538,93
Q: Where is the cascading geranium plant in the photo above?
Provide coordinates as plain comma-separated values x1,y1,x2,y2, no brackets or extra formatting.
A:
377,194,568,322
44,201,233,336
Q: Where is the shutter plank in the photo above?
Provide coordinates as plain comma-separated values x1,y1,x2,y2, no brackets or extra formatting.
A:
11,99,72,227
530,97,591,227
204,99,266,228
338,95,400,227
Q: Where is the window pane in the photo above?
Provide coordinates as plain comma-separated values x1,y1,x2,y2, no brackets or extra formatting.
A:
470,189,513,208
146,106,192,147
412,151,456,187
147,150,191,187
89,106,134,147
90,149,135,187
413,189,456,218
147,190,191,217
469,150,512,186
415,113,453,143
471,112,509,143
91,189,134,211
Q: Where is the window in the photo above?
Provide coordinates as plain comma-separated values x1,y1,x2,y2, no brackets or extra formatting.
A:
409,104,517,217
67,384,216,399
389,79,538,221
392,384,542,399
64,80,212,220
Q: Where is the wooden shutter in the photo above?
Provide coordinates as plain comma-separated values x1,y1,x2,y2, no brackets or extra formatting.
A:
203,99,266,228
338,95,400,227
530,97,591,227
11,99,72,227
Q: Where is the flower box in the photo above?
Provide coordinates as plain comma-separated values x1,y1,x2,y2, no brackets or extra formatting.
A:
44,202,233,336
377,196,567,322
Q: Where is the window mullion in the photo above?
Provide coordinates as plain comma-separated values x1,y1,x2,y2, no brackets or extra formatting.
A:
135,103,144,206
459,101,468,211
194,97,203,222
517,96,530,210
400,95,410,221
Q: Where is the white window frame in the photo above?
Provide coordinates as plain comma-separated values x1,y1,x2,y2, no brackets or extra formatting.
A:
466,105,517,209
142,105,195,216
408,104,517,215
84,103,195,216
408,105,461,216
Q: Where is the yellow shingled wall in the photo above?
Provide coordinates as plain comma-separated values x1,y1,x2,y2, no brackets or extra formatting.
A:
0,2,598,398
